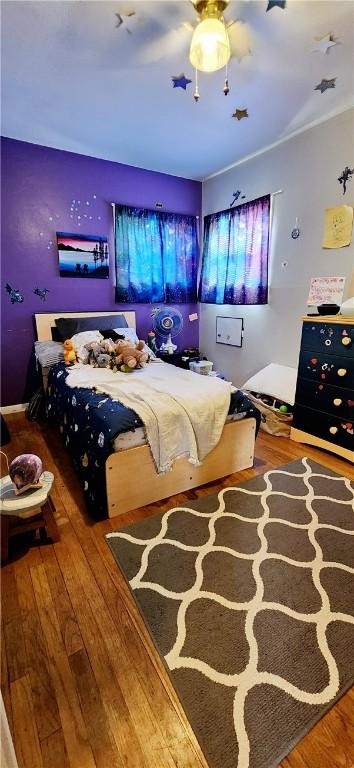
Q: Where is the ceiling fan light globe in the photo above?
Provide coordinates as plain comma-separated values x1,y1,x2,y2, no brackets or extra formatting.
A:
189,17,230,72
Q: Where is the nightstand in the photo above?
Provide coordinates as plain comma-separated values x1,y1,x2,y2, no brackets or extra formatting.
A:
157,352,200,370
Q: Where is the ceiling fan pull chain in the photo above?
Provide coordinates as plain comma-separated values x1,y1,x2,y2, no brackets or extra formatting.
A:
223,62,230,96
194,69,200,102
223,62,230,95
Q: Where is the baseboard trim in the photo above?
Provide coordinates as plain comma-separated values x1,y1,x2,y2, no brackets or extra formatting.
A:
0,403,28,415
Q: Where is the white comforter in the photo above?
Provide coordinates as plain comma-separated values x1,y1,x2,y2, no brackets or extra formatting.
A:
65,361,231,473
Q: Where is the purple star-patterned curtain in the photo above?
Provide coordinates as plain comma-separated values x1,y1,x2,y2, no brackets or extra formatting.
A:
199,194,270,305
115,205,198,303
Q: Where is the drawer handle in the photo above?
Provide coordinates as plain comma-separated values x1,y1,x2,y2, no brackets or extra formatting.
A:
337,368,347,377
329,426,338,435
342,337,352,347
333,398,342,406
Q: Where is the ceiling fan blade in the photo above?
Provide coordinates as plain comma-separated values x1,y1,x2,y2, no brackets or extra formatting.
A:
227,19,252,62
138,26,191,64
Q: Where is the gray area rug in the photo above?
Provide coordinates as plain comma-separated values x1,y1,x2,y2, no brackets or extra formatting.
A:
106,457,354,768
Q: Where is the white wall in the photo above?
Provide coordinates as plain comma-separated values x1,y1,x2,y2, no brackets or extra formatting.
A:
200,109,354,387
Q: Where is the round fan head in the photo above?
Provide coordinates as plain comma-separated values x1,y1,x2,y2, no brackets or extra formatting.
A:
152,308,183,338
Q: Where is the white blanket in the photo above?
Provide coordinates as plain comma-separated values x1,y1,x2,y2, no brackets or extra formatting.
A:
65,362,231,473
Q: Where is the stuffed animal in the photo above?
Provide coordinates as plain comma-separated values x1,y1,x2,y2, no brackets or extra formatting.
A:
96,353,111,368
85,341,104,366
64,339,76,366
114,339,149,369
84,337,149,371
101,338,116,355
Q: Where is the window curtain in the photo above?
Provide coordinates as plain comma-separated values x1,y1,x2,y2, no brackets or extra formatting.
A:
199,194,270,305
114,205,198,303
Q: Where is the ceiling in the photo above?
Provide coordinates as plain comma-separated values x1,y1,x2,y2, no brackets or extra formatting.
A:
1,0,353,180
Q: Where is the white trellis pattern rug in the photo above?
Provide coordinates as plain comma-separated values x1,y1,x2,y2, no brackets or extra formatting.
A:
106,458,354,768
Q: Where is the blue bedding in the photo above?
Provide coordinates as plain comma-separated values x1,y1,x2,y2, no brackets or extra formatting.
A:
47,363,261,519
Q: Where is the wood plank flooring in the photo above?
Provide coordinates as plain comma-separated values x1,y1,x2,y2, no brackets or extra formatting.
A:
1,413,354,768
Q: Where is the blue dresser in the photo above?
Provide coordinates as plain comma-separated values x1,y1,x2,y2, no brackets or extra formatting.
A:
291,316,354,463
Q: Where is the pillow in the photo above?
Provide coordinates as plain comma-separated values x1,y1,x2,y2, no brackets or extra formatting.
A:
114,326,138,345
100,329,125,341
70,330,103,364
114,327,155,358
34,341,64,368
242,364,297,406
55,314,128,340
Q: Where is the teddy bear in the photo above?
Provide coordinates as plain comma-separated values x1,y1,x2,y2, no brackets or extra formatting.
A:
114,339,149,369
63,339,77,366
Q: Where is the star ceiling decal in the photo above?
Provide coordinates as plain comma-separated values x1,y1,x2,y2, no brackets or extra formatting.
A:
172,74,192,90
115,10,136,33
314,77,336,93
266,0,286,11
312,33,338,54
232,108,249,121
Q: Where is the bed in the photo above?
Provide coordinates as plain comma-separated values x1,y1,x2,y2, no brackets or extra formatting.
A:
35,311,260,519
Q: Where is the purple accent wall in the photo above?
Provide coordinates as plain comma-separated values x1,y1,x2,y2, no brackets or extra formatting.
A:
1,138,201,406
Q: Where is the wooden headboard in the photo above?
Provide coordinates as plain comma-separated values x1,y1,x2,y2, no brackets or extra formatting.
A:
34,311,136,342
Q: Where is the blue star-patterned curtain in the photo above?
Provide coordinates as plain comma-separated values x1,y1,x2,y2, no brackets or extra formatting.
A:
199,194,270,305
114,205,198,303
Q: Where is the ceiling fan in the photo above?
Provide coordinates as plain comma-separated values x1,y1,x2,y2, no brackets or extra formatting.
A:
115,1,251,100
116,2,251,72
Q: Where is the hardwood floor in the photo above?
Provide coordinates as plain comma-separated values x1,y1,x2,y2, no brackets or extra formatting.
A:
1,413,354,768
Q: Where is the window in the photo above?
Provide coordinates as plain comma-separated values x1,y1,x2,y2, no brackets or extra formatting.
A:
114,205,198,304
199,194,270,305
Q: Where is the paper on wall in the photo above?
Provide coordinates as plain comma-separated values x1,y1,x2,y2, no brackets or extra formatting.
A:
322,205,353,248
307,276,346,306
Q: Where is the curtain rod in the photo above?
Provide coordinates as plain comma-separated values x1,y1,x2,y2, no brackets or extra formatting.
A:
110,202,199,218
110,193,282,207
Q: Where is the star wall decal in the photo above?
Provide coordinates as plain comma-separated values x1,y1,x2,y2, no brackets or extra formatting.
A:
312,33,338,54
266,0,286,11
172,74,192,90
314,77,336,93
232,108,249,121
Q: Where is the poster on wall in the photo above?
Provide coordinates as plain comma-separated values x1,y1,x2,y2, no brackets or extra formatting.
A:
57,232,109,278
321,205,353,249
307,276,346,306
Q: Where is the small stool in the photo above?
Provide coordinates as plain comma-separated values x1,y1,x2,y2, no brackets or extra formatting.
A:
0,471,59,563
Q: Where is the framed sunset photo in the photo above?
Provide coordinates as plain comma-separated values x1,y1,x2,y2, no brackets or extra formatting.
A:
57,232,109,278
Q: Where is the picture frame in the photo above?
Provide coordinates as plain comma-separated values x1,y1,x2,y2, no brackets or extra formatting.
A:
56,232,109,278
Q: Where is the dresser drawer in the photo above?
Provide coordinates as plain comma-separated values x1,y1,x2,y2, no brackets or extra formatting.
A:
293,405,354,452
301,321,354,357
298,350,354,388
295,377,354,419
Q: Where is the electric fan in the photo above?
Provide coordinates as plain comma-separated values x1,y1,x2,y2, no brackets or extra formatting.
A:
152,307,183,354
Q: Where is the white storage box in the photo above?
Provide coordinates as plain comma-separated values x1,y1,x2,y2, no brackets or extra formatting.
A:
189,360,213,375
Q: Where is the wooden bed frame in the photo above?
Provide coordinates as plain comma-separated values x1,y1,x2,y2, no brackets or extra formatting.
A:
35,311,256,519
